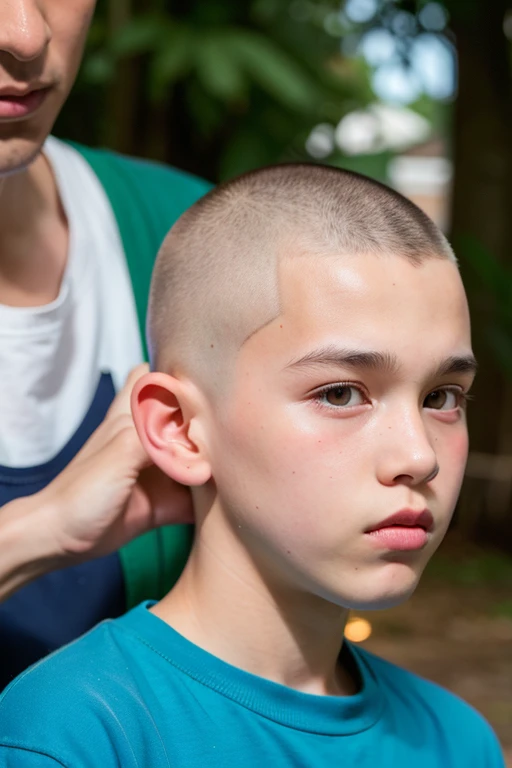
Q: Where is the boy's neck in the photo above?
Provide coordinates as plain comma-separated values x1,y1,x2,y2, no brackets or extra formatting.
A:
153,518,357,697
0,150,68,307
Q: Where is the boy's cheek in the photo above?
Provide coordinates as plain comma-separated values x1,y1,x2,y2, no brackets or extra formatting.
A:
435,428,469,507
442,428,469,475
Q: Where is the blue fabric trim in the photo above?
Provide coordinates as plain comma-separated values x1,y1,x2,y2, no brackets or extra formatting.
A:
0,374,125,690
0,373,115,494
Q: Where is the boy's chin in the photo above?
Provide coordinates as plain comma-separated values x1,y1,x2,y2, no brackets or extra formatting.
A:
330,561,425,612
345,587,417,612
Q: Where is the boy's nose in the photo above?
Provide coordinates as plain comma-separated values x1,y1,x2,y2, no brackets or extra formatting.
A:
376,409,439,488
0,0,51,63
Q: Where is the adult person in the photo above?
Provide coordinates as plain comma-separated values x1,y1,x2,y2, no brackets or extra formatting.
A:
0,0,210,689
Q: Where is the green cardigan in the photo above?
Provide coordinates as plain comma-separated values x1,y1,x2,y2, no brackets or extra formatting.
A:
73,143,212,610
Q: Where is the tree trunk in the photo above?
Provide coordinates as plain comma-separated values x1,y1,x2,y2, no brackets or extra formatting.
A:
104,0,140,153
448,0,512,546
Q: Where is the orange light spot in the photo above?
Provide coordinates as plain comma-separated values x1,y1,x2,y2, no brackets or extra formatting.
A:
345,617,372,643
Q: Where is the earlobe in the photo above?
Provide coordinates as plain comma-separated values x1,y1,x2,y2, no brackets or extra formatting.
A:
131,372,211,487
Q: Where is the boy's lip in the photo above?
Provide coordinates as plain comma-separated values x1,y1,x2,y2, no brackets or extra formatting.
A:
365,508,434,533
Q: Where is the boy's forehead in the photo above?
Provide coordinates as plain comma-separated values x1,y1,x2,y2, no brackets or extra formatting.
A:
240,251,471,369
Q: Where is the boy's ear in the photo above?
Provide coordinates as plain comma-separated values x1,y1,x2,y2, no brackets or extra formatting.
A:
131,372,211,487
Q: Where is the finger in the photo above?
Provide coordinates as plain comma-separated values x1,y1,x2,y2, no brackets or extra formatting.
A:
108,422,150,473
106,363,150,421
122,473,194,542
67,365,150,467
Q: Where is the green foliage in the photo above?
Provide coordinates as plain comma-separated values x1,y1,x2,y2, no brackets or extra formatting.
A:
55,0,373,181
329,150,393,184
227,30,320,111
427,550,512,587
492,599,512,618
457,235,512,379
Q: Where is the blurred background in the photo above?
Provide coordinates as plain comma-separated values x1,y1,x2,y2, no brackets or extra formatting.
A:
56,0,512,756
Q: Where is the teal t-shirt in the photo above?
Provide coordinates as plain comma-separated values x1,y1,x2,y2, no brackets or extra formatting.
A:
0,602,504,767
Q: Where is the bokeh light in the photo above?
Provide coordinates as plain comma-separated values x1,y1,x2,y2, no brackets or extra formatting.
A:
345,617,372,643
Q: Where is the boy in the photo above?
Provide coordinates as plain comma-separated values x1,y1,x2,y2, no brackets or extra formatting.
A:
0,164,504,766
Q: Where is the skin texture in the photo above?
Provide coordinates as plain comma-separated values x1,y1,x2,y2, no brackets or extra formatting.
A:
0,0,95,307
0,0,94,175
133,251,474,697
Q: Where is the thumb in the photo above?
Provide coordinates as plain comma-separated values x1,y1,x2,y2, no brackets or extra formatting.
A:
107,364,150,421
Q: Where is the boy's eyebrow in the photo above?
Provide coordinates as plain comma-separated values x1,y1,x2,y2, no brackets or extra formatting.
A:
433,355,478,377
285,346,400,374
285,346,478,377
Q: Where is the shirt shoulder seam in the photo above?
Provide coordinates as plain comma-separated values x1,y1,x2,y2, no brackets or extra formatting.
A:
0,742,69,766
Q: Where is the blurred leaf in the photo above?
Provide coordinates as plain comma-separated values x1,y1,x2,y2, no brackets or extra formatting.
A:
220,127,275,178
149,27,193,101
82,50,116,84
195,33,248,102
228,29,321,112
186,79,227,137
110,14,166,56
330,150,393,184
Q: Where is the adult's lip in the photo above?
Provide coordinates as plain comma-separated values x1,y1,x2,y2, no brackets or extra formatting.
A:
0,84,51,98
0,85,51,120
365,509,434,533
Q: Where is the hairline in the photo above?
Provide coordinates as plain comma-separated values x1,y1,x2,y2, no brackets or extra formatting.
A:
238,243,457,353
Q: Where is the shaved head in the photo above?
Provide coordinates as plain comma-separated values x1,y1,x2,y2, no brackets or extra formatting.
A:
148,163,455,393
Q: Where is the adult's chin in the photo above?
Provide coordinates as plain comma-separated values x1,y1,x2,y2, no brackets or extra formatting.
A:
0,92,63,177
0,136,47,177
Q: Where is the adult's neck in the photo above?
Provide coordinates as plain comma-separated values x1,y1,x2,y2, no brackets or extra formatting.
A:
153,510,357,697
0,148,68,307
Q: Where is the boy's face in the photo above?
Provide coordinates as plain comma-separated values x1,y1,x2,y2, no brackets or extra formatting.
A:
207,251,474,610
0,0,96,175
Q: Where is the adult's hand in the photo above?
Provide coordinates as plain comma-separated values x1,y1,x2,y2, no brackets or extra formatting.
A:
0,365,193,601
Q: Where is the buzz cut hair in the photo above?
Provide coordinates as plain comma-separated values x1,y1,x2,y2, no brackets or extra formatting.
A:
148,163,455,393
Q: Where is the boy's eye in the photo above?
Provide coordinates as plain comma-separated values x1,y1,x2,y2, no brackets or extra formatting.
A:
318,385,366,407
424,388,461,410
